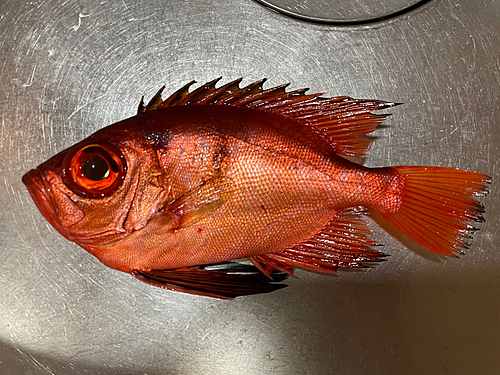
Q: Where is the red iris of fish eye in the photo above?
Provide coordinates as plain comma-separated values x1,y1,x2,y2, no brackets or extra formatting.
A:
63,144,127,198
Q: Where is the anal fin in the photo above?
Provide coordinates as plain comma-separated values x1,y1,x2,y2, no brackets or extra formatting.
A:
250,207,386,276
249,255,297,278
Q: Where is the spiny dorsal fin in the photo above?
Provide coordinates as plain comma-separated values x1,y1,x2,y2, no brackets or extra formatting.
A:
138,78,396,157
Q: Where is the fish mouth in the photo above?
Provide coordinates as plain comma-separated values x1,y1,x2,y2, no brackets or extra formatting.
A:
22,169,72,240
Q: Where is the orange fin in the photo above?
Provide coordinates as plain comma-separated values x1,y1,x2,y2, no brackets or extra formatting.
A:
132,263,288,299
166,176,235,230
381,167,490,256
250,207,386,276
138,78,396,157
249,254,297,278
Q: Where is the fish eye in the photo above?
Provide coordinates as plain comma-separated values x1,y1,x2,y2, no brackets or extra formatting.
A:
63,144,127,198
82,155,117,181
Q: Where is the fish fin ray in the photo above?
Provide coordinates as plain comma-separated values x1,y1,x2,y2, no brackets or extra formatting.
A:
380,167,490,256
133,263,288,299
158,80,197,108
248,255,297,278
262,207,386,274
165,176,235,230
141,79,395,157
137,86,165,114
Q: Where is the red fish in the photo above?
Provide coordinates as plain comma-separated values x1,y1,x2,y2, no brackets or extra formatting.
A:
22,78,490,298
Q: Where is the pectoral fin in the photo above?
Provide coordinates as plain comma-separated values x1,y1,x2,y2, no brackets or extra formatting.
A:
166,176,235,230
133,263,287,299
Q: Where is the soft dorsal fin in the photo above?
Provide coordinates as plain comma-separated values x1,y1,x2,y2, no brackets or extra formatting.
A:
137,78,396,157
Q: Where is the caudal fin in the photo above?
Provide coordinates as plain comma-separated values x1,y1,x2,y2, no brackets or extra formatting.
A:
380,166,490,256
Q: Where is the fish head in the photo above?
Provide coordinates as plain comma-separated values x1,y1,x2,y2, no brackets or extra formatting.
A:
22,118,169,266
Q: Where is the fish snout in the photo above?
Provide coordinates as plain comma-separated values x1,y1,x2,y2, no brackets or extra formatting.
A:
22,168,82,240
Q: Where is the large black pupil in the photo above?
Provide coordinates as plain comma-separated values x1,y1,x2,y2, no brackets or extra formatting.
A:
82,156,109,181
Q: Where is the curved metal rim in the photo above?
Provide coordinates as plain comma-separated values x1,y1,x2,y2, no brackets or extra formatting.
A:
253,0,435,25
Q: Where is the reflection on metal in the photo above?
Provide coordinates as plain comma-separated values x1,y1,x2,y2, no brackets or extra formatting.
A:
254,0,434,24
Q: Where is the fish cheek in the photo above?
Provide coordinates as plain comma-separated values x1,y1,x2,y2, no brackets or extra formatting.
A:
52,194,130,248
52,189,85,227
41,171,86,228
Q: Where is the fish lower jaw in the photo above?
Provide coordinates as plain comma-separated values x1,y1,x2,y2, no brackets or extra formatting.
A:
22,169,73,240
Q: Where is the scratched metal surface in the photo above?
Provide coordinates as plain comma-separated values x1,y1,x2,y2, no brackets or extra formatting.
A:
0,0,499,374
254,0,424,22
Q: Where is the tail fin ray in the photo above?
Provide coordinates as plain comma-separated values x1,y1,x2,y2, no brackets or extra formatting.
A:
381,166,489,256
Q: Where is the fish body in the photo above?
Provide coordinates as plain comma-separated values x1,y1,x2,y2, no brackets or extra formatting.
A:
23,79,489,298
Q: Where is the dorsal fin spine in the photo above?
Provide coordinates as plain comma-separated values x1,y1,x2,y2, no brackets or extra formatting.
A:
177,77,221,106
141,78,395,157
159,81,196,108
195,77,238,104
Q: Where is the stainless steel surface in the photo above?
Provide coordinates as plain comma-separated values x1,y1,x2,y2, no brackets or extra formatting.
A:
254,0,426,23
1,0,498,374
